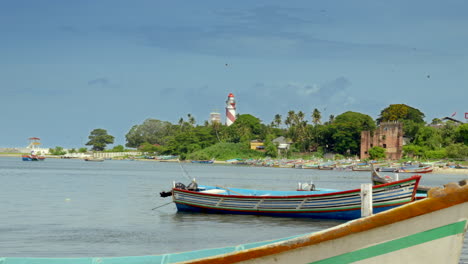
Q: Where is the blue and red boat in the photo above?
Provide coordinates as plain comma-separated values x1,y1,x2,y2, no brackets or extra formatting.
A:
22,154,45,161
167,175,421,220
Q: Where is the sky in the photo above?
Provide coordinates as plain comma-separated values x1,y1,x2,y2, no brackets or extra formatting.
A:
1,0,467,149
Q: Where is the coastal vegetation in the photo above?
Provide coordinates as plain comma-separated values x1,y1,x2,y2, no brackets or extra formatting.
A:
85,128,115,151
81,104,466,161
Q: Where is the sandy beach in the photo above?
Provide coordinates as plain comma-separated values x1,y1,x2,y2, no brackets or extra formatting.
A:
432,167,468,175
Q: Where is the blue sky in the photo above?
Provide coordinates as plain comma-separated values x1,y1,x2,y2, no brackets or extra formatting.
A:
1,0,467,149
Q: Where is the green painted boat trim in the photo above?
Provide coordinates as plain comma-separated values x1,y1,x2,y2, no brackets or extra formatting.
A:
309,220,467,264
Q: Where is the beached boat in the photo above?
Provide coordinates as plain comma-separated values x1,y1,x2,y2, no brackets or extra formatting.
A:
3,180,467,264
165,176,421,220
371,164,431,195
398,165,433,173
352,165,371,171
377,166,399,172
191,159,215,164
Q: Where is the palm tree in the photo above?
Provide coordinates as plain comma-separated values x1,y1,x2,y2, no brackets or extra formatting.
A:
187,114,196,127
297,111,305,123
178,118,184,131
285,110,295,128
274,114,282,128
312,108,321,126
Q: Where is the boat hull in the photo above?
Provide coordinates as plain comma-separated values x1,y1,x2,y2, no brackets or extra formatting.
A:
22,155,45,161
172,176,420,220
175,203,403,220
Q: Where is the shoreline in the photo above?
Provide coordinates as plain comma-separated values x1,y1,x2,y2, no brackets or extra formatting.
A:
1,154,467,175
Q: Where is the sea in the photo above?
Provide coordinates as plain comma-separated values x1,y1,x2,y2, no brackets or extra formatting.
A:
0,156,467,262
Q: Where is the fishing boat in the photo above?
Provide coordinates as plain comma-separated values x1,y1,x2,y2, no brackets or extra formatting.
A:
191,158,215,164
371,164,431,195
84,157,105,162
398,165,433,173
377,166,399,172
21,154,45,161
3,180,467,263
164,176,421,220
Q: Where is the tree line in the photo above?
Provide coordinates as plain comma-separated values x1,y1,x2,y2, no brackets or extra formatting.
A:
83,104,468,161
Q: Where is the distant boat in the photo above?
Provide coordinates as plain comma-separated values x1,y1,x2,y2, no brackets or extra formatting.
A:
22,155,45,161
84,157,105,162
191,159,214,164
398,165,433,173
352,165,371,171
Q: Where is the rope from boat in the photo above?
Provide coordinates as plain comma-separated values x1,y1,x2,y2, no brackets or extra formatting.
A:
151,201,173,210
178,159,192,181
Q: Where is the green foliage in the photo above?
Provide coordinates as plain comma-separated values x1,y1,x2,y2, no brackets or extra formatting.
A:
49,146,66,155
425,149,447,159
439,122,458,146
412,126,442,150
312,108,321,125
334,111,377,132
264,134,278,158
328,111,376,155
138,142,161,153
107,145,125,152
225,114,263,143
455,124,468,145
78,147,88,153
85,128,115,151
187,142,265,161
368,146,386,160
446,143,468,159
334,154,345,160
125,119,174,148
402,144,425,158
377,104,425,124
161,126,217,156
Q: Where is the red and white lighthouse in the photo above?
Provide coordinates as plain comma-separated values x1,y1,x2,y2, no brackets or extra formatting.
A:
225,93,236,126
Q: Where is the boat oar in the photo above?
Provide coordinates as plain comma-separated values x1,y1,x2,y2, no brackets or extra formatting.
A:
151,201,174,210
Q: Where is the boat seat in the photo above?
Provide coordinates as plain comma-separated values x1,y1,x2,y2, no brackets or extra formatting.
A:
200,189,227,194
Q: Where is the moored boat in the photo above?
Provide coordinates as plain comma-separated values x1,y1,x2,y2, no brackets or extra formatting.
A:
22,154,45,161
165,176,421,220
84,157,105,162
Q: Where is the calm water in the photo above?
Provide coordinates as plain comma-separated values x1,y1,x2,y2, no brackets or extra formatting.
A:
0,157,467,262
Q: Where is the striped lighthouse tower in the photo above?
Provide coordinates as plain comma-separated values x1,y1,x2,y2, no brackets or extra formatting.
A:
225,93,236,126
